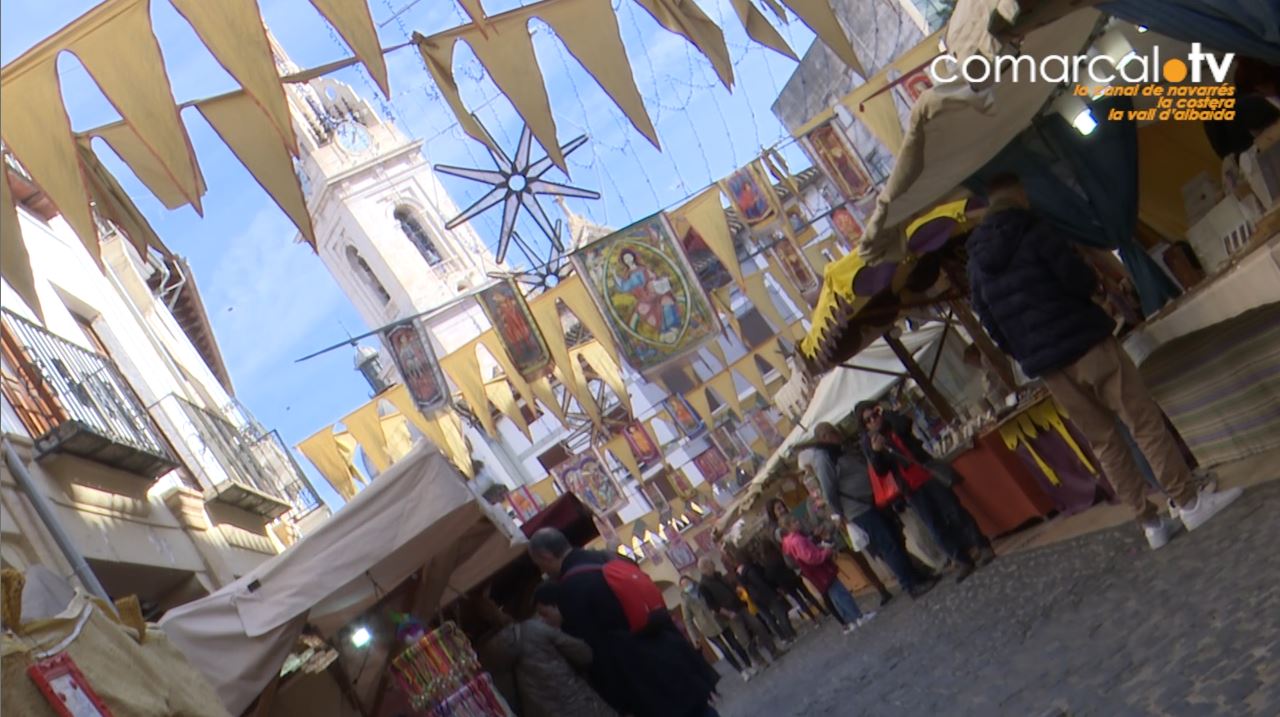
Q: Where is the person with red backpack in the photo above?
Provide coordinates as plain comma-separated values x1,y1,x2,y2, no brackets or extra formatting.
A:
528,528,720,717
856,400,996,583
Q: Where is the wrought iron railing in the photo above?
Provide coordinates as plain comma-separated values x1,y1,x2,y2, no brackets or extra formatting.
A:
2,310,171,461
157,394,287,502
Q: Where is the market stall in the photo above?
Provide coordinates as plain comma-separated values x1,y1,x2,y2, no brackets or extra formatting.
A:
158,443,527,717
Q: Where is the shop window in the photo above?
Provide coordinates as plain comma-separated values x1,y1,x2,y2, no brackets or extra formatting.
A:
394,206,444,266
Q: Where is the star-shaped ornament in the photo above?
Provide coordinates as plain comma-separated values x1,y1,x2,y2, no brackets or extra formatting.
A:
436,119,600,263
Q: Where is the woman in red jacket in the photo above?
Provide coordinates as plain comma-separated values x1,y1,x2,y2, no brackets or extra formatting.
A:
778,515,876,635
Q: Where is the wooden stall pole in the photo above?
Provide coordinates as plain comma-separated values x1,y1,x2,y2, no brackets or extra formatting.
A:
883,332,957,423
948,298,1017,393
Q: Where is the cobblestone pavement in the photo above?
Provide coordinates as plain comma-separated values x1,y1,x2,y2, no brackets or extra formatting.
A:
716,480,1279,716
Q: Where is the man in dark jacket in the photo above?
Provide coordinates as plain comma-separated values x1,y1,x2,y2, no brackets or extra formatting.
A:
697,558,780,663
731,554,797,643
856,401,994,582
529,528,720,717
965,173,1242,550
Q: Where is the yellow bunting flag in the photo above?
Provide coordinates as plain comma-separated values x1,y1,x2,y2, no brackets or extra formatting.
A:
766,255,811,315
743,272,787,331
673,188,745,288
0,173,39,319
778,0,864,75
440,344,498,438
479,331,537,411
634,0,734,88
708,372,742,415
530,293,599,422
308,0,390,96
759,338,791,379
425,410,474,477
298,429,360,501
486,378,532,440
88,123,207,211
730,0,797,60
530,375,570,427
577,341,632,414
704,337,729,371
684,388,716,426
169,0,296,152
605,435,644,481
556,277,622,365
734,356,771,400
342,402,392,473
195,94,315,246
76,143,168,258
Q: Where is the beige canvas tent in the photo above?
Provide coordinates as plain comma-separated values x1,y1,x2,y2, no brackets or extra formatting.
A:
159,443,526,715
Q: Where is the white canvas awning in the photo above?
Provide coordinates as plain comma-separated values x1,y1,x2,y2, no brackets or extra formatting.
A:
159,443,526,715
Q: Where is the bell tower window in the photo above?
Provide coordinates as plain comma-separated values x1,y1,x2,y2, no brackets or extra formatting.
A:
395,206,443,266
346,245,391,304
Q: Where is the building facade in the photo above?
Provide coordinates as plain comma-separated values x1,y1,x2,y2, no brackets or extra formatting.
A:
0,156,325,616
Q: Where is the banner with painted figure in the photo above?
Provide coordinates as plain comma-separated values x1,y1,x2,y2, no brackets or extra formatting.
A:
621,420,661,469
477,277,552,379
552,452,625,517
721,162,776,226
692,444,731,483
749,409,785,449
383,318,450,414
767,229,821,296
805,121,874,200
665,395,705,437
830,204,863,249
507,485,545,522
573,213,721,376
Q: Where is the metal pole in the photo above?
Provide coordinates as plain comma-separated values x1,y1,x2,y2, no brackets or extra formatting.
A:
2,438,112,603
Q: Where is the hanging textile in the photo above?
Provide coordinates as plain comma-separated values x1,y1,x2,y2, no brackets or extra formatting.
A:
734,356,771,400
76,142,169,258
298,430,360,501
195,93,315,246
476,278,552,380
670,188,745,289
730,0,796,60
633,0,734,88
485,378,531,440
440,344,498,438
766,255,812,315
478,332,537,411
530,292,598,422
704,338,729,371
707,372,742,415
0,174,39,319
342,401,392,473
381,412,416,463
555,277,623,365
605,434,643,482
777,0,864,75
711,287,743,341
307,0,390,95
742,272,787,331
758,338,790,379
529,374,570,427
85,123,204,211
383,319,452,415
576,341,632,414
684,387,716,427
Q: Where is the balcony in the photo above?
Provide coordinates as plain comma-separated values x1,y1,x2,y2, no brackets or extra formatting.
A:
1,311,178,478
152,394,298,519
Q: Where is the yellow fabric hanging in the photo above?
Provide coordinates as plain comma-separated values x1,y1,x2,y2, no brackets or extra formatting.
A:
307,0,390,96
332,432,368,488
605,435,644,481
684,388,716,427
576,341,632,414
380,412,416,463
742,272,787,332
76,142,169,258
634,0,734,88
556,277,622,366
1,165,42,320
998,417,1060,486
1030,399,1097,474
711,287,743,341
422,410,474,477
758,338,790,379
734,357,771,400
537,0,659,148
730,0,796,60
704,338,729,372
485,378,532,440
777,0,863,74
87,123,206,211
195,93,315,246
342,401,392,473
478,331,537,409
530,292,599,421
168,0,296,153
763,148,799,197
530,375,570,427
671,188,745,288
531,475,559,505
440,344,498,438
0,59,99,261
554,364,601,423
298,429,360,500
707,372,741,415
68,1,203,214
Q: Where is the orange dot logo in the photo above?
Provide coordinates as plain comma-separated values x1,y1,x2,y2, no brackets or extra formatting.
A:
1163,59,1188,83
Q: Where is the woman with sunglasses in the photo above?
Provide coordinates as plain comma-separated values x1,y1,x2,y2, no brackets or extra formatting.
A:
855,400,996,583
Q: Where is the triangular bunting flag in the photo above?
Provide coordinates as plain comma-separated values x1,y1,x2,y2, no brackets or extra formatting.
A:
743,272,787,331
486,378,532,440
766,254,812,313
605,435,643,481
704,338,729,372
554,364,601,423
530,291,599,420
342,401,392,473
89,123,207,211
712,286,743,340
759,338,791,379
556,278,622,366
195,93,315,246
530,375,569,428
734,355,771,399
539,0,659,148
478,331,537,411
684,388,716,427
576,341,632,414
730,0,797,60
634,0,734,88
76,143,169,258
778,0,864,75
440,344,498,438
708,372,741,415
673,188,745,288
298,429,360,500
1,166,42,320
69,1,203,213
308,0,390,96
169,0,297,152
421,409,474,477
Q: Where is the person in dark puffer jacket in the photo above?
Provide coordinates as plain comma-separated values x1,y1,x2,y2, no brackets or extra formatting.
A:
965,173,1242,551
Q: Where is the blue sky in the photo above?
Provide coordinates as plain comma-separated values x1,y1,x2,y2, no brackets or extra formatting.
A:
1,0,820,508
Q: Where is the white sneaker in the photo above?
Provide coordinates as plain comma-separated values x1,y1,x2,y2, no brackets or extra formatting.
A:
1143,515,1182,550
841,623,858,635
741,671,753,683
856,611,878,627
1178,486,1243,531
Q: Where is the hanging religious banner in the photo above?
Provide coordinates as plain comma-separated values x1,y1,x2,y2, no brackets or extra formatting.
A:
712,426,750,463
670,213,734,291
830,204,863,248
665,395,705,438
383,318,450,414
670,467,695,497
642,480,669,511
621,420,661,469
749,409,785,449
692,444,731,483
805,121,873,200
767,231,821,296
721,163,775,226
552,452,625,517
477,277,552,379
507,485,545,522
666,533,698,571
573,213,720,376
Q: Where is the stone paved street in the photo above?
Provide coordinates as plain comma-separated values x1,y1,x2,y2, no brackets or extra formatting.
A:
716,480,1279,716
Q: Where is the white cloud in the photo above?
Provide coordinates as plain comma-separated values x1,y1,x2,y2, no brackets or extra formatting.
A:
205,207,347,387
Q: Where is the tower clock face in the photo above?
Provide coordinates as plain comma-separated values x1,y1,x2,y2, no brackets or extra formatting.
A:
335,120,372,155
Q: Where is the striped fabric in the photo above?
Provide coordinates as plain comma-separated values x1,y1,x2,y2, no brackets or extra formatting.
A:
1140,302,1280,467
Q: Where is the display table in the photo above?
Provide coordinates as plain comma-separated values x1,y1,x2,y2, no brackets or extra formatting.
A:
948,424,1055,538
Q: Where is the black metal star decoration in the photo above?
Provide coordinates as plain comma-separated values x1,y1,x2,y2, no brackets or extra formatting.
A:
436,117,600,264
